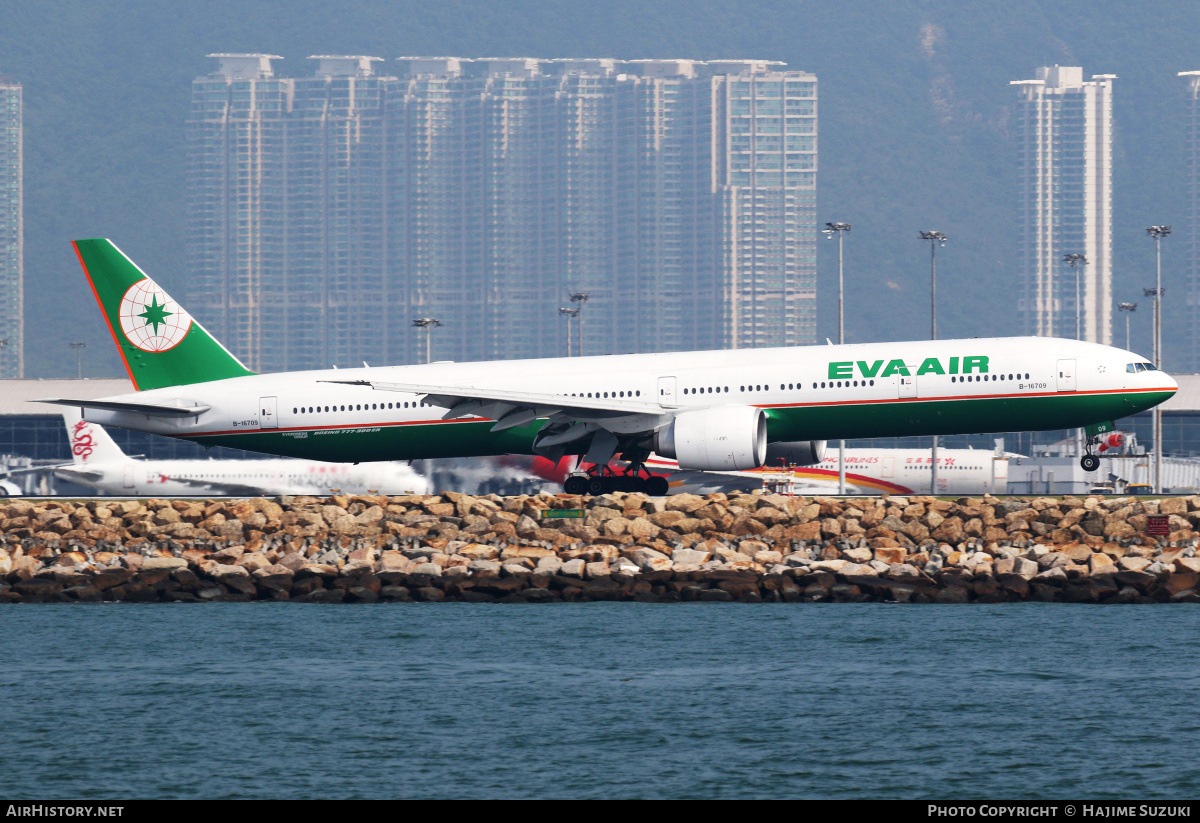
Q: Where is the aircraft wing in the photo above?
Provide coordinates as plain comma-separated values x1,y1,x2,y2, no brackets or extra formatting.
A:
159,476,278,496
35,398,211,417
6,461,71,476
322,379,669,431
52,466,105,482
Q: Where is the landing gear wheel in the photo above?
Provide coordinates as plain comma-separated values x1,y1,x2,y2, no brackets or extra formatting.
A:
588,476,611,495
564,475,589,495
1080,454,1101,472
645,476,669,497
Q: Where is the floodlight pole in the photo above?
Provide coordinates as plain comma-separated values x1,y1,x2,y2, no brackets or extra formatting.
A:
824,222,851,494
69,342,86,379
570,292,590,357
1063,253,1087,341
1118,302,1137,352
559,307,579,357
412,318,442,364
1147,225,1171,493
919,231,947,495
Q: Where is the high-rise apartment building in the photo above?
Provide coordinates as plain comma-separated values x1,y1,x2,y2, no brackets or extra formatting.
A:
1012,66,1115,344
0,74,21,378
1181,71,1200,370
187,55,817,370
187,54,289,372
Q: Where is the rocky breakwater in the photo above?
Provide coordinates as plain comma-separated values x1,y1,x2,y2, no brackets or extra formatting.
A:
1,492,1200,604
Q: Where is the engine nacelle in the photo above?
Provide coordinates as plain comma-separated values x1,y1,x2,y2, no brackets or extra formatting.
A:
765,440,827,467
655,406,767,471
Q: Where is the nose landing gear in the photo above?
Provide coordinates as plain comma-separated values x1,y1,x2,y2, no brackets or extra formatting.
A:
1080,435,1102,472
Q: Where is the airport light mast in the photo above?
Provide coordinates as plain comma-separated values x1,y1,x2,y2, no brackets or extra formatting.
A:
1117,302,1137,352
69,342,86,379
569,292,590,357
412,318,442,365
824,221,851,494
1147,225,1171,493
919,230,947,496
1063,253,1088,341
559,307,579,357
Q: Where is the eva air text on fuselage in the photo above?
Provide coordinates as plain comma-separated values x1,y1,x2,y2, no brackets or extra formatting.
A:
828,356,990,380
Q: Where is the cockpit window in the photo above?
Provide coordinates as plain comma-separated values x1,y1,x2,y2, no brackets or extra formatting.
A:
1127,362,1157,373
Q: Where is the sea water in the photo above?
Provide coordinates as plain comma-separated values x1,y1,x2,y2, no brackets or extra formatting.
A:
1,603,1198,800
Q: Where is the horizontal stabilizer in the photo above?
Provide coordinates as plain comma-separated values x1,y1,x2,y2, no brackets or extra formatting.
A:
36,398,211,417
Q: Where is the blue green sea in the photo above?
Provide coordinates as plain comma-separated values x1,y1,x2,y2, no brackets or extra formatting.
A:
1,603,1198,799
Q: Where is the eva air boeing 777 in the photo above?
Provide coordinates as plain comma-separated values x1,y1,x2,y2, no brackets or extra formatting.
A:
41,239,1177,496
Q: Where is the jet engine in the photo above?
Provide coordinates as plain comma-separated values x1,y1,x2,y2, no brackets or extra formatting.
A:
654,406,767,471
765,439,827,467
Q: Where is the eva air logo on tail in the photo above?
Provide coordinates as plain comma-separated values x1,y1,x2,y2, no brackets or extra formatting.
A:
117,280,192,352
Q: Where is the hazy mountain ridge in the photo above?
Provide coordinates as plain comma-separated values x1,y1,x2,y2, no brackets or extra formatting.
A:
3,0,1197,377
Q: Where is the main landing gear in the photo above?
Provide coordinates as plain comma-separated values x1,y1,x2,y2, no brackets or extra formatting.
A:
1080,436,1102,473
563,461,670,497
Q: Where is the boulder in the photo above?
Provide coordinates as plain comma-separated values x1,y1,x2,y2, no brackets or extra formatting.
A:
584,561,611,579
1118,556,1152,572
671,548,711,567
625,547,672,572
141,557,187,572
873,546,907,565
560,558,586,578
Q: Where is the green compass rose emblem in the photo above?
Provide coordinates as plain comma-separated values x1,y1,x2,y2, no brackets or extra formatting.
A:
137,294,173,336
117,280,193,352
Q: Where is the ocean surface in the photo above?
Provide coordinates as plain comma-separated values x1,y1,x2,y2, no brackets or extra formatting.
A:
1,603,1198,800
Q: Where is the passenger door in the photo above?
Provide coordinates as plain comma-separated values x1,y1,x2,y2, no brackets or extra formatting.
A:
657,377,678,408
259,396,279,429
1056,359,1077,392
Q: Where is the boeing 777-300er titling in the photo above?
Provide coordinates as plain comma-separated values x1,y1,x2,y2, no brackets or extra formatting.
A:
41,239,1177,496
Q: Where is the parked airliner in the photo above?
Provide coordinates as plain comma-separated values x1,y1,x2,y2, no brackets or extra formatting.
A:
54,408,428,496
41,240,1177,495
648,447,1012,495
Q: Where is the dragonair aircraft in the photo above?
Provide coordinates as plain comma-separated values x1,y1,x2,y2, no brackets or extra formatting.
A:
55,408,429,496
40,239,1177,496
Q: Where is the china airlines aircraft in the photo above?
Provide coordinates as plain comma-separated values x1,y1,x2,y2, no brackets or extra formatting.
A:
53,408,428,497
41,240,1177,496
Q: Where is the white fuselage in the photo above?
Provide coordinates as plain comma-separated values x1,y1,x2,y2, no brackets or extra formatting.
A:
75,336,1175,464
650,448,1011,496
55,457,428,497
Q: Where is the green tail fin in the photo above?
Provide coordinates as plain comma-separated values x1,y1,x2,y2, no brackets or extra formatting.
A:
72,238,255,390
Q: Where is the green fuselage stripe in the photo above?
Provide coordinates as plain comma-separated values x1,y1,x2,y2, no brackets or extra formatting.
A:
176,388,1172,464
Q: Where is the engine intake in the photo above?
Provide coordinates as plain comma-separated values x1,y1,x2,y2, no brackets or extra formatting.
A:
655,406,767,471
765,440,827,467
